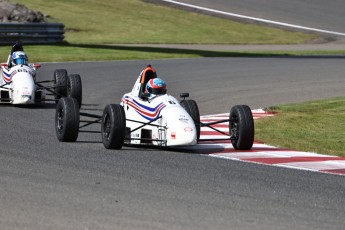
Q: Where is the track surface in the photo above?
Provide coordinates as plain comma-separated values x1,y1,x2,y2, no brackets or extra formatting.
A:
1,59,345,230
172,0,345,35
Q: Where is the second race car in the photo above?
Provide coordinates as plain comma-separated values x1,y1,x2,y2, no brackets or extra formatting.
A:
0,42,82,106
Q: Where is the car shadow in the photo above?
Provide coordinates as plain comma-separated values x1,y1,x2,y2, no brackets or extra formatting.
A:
58,42,345,59
12,103,57,109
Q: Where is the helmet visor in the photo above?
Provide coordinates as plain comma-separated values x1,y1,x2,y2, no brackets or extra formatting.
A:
15,57,27,65
148,88,167,95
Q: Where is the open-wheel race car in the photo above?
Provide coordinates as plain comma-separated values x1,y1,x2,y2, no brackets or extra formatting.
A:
55,65,254,150
0,42,82,106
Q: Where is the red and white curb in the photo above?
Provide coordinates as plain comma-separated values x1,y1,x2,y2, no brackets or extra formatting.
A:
194,109,345,176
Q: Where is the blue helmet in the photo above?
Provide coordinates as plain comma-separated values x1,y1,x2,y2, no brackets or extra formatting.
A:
146,78,167,96
11,51,28,66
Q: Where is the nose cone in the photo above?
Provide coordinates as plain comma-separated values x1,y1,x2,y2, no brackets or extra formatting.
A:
11,71,35,105
180,128,198,145
14,95,34,104
162,106,198,146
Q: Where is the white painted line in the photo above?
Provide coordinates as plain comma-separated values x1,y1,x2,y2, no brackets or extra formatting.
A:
281,160,345,170
160,0,345,37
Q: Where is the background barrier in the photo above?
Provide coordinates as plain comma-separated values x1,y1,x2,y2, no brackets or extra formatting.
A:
0,23,64,44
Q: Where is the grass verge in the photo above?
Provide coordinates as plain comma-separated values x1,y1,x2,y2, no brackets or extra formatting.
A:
1,43,280,63
2,0,343,62
12,0,316,45
255,97,345,157
1,43,345,63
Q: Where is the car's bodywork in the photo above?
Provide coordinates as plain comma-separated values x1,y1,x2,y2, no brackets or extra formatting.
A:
55,65,255,151
120,65,197,146
0,42,44,104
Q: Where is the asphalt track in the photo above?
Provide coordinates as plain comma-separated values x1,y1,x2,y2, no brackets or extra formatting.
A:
166,0,345,37
1,59,345,230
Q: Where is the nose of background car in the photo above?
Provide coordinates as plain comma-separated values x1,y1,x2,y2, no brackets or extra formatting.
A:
11,72,35,104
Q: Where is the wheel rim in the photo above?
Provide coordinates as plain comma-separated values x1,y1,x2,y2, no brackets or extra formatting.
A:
104,114,111,141
57,108,64,133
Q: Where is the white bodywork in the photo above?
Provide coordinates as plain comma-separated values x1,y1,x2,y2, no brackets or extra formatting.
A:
0,62,44,105
120,73,197,146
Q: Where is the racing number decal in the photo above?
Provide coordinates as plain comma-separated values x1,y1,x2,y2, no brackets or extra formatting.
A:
17,69,28,73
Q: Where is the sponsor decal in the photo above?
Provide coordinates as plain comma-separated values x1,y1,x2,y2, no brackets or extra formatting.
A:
184,127,193,132
179,115,189,123
171,132,176,139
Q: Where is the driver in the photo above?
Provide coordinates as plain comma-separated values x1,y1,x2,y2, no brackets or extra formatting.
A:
11,51,28,67
145,78,167,99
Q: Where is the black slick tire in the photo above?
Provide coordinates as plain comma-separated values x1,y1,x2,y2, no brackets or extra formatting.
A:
67,74,82,108
229,105,254,150
54,69,68,102
180,99,200,141
101,104,126,149
55,97,80,142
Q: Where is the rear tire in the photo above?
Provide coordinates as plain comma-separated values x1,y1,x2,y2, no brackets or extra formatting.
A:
229,105,254,150
101,104,126,149
180,99,200,141
54,69,68,102
67,74,82,108
55,97,80,142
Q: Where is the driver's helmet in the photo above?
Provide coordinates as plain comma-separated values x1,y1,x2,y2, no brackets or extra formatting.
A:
11,51,28,66
146,78,167,97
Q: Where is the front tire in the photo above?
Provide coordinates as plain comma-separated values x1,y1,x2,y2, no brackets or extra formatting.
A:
67,74,82,108
55,97,80,142
101,104,126,149
180,99,200,141
229,105,254,150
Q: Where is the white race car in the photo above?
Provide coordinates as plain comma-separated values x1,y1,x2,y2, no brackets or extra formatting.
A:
55,65,254,150
0,42,82,106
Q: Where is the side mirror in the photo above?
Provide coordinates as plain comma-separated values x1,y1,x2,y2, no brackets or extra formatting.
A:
180,92,189,100
33,63,41,69
1,63,8,67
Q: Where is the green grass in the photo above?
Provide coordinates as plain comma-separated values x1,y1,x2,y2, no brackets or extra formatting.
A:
1,0,331,62
3,44,345,63
13,0,316,45
255,97,345,157
0,44,285,63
